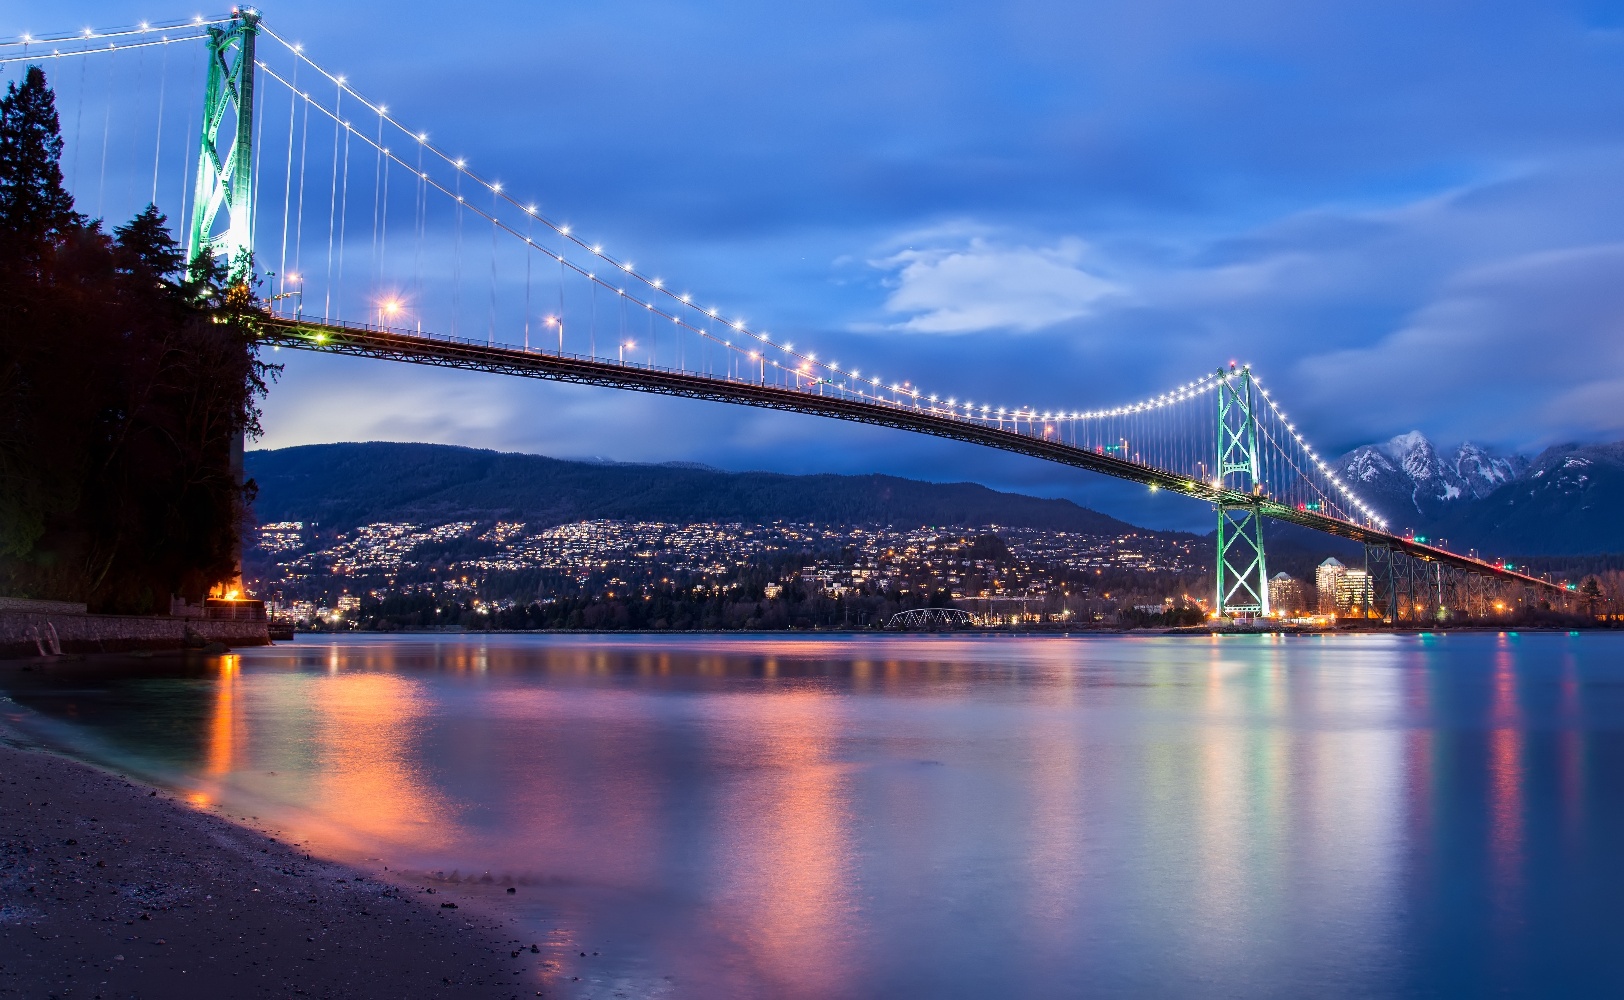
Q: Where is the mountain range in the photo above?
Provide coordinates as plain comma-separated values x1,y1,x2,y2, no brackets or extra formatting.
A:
1334,433,1624,555
244,433,1624,560
246,443,1145,537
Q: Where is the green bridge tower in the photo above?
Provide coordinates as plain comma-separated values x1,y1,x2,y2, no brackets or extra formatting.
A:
188,7,261,277
1215,364,1270,617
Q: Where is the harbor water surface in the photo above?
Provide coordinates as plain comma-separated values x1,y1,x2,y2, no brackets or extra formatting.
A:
4,632,1622,998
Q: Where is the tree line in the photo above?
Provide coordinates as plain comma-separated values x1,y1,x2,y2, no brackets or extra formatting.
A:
0,67,272,612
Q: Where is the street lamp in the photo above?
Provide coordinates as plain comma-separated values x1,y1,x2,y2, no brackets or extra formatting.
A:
377,297,403,328
620,340,635,365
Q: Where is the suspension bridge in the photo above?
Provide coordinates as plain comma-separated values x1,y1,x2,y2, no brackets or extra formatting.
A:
0,8,1577,621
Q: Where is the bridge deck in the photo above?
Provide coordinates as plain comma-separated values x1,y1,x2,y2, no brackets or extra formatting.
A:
258,316,1567,596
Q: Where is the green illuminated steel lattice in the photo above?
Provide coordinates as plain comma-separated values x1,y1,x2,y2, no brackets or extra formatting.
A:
1214,365,1270,616
188,7,260,276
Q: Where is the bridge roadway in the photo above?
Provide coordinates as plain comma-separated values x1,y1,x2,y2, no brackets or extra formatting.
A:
258,316,1568,596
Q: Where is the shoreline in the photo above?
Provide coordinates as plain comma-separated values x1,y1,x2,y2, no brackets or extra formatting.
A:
0,718,543,999
286,622,1614,637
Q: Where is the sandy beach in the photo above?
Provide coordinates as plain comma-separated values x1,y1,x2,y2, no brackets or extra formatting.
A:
0,727,540,999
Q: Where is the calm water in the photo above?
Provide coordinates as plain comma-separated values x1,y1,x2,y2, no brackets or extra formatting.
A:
4,632,1624,998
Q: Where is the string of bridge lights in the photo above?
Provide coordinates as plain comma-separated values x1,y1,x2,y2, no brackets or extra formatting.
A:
258,23,1261,432
1251,374,1385,527
0,27,219,63
0,16,1379,530
0,16,231,49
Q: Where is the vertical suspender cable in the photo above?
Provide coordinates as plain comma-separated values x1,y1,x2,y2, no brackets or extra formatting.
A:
126,45,146,211
294,85,310,313
371,112,383,291
324,85,340,320
488,188,498,346
277,57,297,303
414,141,424,333
97,47,115,221
336,123,351,321
178,55,198,258
73,54,87,191
250,53,267,265
379,134,390,309
151,41,167,207
452,170,462,336
523,217,532,351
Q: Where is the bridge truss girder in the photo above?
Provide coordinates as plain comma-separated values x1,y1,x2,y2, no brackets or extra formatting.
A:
1365,543,1564,622
889,608,976,630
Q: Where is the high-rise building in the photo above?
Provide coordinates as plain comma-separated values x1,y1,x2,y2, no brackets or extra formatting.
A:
1268,572,1305,616
1316,558,1346,615
1337,570,1372,616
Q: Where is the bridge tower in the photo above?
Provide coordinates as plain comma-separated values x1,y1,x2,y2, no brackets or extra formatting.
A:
188,6,261,277
1214,364,1270,617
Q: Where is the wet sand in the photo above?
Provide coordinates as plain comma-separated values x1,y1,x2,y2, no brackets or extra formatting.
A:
0,735,542,999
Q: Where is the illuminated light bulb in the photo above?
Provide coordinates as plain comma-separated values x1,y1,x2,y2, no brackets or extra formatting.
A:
337,74,347,85
455,158,466,168
140,21,150,30
652,278,662,287
559,224,571,235
492,182,502,192
679,293,690,302
592,245,603,254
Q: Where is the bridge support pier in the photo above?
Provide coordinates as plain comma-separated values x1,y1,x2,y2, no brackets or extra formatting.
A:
1366,543,1552,623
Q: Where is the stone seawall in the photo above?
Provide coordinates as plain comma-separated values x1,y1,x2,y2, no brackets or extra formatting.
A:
0,610,269,658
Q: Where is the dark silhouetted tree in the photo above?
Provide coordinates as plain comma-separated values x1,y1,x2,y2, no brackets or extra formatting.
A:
0,67,275,612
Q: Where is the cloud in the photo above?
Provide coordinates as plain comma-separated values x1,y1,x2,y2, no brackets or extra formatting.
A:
869,232,1122,333
1293,243,1624,446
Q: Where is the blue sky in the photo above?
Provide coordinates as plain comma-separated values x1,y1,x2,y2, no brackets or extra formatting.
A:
13,1,1624,529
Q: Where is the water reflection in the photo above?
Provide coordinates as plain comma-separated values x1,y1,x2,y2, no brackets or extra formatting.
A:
3,633,1621,998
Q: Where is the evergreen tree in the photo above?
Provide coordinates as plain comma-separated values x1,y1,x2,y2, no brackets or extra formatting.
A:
0,66,80,256
0,66,274,612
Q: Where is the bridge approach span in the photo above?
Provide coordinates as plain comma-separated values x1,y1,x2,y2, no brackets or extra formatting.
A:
258,317,1566,598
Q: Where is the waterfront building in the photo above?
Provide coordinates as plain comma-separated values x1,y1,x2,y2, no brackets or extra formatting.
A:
1269,572,1306,616
1316,558,1346,614
1337,570,1373,616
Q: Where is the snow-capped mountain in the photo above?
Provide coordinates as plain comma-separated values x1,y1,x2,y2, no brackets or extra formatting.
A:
1433,442,1624,555
1335,432,1526,524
